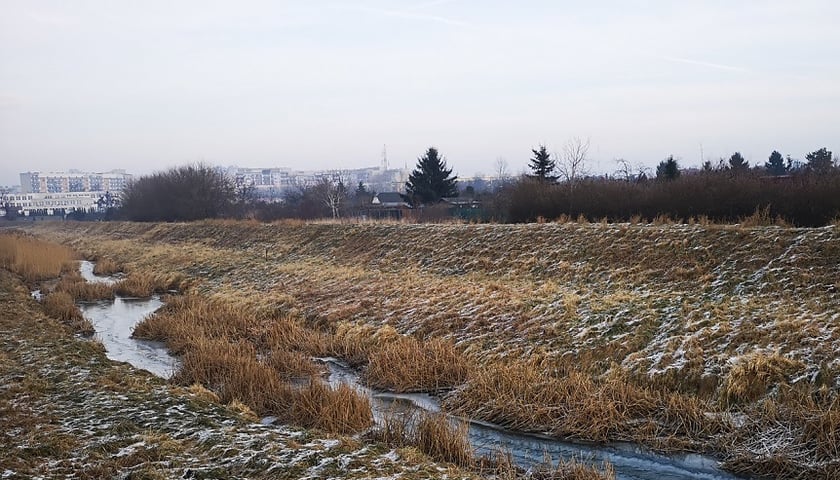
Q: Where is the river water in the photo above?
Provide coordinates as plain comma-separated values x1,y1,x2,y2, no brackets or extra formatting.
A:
77,261,177,378
74,261,742,479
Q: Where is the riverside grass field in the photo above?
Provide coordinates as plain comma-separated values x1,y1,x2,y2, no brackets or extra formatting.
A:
5,219,840,479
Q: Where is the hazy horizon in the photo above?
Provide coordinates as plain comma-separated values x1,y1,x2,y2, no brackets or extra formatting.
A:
2,1,838,186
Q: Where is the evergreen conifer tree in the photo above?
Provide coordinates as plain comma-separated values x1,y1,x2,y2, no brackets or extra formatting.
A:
656,156,680,180
729,152,749,171
528,145,558,182
806,147,834,174
405,147,458,205
765,150,788,176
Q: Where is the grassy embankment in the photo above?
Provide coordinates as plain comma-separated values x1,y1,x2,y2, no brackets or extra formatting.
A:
0,231,510,479
22,220,840,479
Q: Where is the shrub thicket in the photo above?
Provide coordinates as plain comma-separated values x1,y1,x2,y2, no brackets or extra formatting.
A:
120,164,235,222
502,170,840,226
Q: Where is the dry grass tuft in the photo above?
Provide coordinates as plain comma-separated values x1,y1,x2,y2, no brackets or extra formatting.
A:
528,458,616,480
291,380,373,434
364,335,471,393
92,257,121,275
42,291,95,336
265,349,321,380
170,338,291,414
367,410,474,468
0,233,76,282
133,294,253,354
53,272,115,302
415,413,473,468
738,205,791,228
722,352,805,406
114,271,185,297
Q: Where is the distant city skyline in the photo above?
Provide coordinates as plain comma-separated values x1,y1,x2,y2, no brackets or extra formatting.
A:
2,1,838,187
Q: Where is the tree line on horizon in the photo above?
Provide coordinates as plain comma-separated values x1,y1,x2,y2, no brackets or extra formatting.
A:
106,144,839,226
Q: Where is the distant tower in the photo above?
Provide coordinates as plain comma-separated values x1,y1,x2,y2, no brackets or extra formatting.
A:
381,144,389,171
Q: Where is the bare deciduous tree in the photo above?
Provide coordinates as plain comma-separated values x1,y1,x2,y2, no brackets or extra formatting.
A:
494,156,510,180
557,137,590,190
318,170,349,219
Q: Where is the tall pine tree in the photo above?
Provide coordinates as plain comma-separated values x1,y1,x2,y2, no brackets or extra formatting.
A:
656,156,680,180
405,147,458,205
528,145,557,182
765,150,787,176
806,147,834,174
729,152,749,171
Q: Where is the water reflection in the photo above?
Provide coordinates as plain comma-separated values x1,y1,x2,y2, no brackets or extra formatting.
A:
79,296,177,378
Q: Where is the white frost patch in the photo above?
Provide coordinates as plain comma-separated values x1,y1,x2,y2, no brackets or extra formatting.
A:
115,441,146,457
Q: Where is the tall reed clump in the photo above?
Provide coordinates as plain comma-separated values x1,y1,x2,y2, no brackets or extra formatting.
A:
364,335,471,393
140,294,374,434
53,271,115,302
42,291,94,336
291,381,373,434
133,294,253,354
367,411,473,468
92,257,121,275
0,233,76,282
415,413,473,467
443,360,722,445
171,338,292,414
114,271,185,298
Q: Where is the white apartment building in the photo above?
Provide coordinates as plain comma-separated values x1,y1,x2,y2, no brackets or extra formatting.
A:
1,191,109,216
20,170,132,194
226,165,410,197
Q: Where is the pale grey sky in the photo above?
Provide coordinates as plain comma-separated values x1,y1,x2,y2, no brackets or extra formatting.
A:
1,0,838,185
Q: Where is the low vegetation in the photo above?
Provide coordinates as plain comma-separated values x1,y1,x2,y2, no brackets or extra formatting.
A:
20,219,840,479
0,232,76,283
0,268,464,479
91,257,121,275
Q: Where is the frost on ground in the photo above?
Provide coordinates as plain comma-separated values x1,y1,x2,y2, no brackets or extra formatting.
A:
21,220,840,479
0,269,468,479
39,221,839,389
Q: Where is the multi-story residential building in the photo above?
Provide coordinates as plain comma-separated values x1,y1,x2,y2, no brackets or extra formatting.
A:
224,165,410,199
1,191,111,217
19,170,132,194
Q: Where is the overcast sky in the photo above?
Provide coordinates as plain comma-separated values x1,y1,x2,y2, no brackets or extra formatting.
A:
1,0,838,186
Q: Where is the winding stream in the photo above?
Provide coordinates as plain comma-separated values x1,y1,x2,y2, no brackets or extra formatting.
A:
77,261,178,378
74,261,742,479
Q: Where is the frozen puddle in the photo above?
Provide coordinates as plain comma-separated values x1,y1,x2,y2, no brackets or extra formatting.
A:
323,359,742,480
77,261,178,378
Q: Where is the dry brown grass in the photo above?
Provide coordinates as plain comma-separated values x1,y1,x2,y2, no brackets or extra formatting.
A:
140,294,375,435
19,220,840,478
527,458,616,480
416,413,473,468
722,351,805,406
52,271,115,302
42,291,94,336
364,335,471,393
114,271,185,298
367,410,474,468
290,380,373,434
738,205,792,228
133,294,253,354
443,360,726,446
0,233,76,282
171,338,292,414
91,257,121,275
